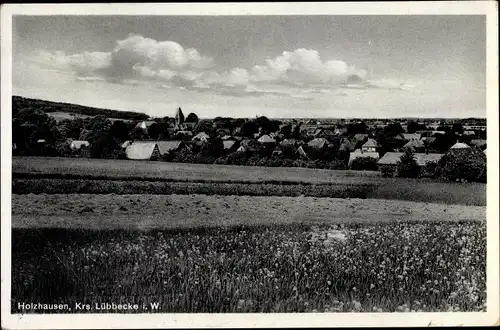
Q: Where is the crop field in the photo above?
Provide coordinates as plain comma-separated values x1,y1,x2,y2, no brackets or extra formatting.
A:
12,221,486,313
12,157,486,205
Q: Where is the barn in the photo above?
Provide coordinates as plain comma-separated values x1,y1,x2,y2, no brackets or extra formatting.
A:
125,142,161,160
377,152,444,168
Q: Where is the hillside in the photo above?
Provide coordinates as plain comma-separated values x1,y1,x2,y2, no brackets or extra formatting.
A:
12,96,149,121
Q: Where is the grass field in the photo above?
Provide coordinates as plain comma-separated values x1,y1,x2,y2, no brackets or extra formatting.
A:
13,156,381,184
12,221,486,313
12,157,486,205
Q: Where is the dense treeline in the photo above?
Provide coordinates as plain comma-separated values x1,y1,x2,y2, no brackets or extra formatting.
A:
13,96,149,121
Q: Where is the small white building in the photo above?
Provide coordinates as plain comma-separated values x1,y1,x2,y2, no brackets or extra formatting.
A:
70,140,90,150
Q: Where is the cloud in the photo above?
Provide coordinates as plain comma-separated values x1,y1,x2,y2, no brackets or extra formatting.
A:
34,50,111,78
30,35,412,97
249,49,362,87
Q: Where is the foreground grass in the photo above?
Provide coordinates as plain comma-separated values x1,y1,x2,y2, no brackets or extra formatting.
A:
12,221,486,313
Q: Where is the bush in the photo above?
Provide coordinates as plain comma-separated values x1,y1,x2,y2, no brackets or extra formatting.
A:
436,149,486,183
396,149,420,178
379,165,396,177
350,157,379,171
420,161,438,179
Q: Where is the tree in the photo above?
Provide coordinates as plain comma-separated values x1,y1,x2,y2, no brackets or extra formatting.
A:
383,122,405,138
452,122,464,134
242,120,258,137
350,157,379,171
436,148,486,182
147,122,161,140
110,120,129,142
186,112,199,123
396,148,420,178
279,124,292,139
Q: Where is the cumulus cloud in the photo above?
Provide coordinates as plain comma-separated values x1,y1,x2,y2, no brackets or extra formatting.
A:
31,35,412,96
249,49,361,86
34,50,111,77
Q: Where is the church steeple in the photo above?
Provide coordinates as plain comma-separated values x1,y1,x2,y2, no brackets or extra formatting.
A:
176,107,185,125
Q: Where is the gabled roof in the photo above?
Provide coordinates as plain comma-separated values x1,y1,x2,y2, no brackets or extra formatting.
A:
192,132,210,141
258,135,276,143
126,142,157,160
362,138,380,148
156,141,184,154
353,133,368,141
221,135,234,141
121,140,133,149
470,139,487,147
377,152,444,166
280,139,298,146
136,120,156,128
450,142,470,149
307,137,329,149
402,133,422,141
403,139,425,149
223,140,237,150
349,149,380,163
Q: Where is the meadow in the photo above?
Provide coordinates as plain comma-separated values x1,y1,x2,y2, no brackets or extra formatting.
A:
12,157,486,205
12,221,486,313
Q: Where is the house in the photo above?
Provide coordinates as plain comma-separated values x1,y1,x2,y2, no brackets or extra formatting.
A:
223,140,239,152
221,135,235,141
280,139,299,147
272,146,283,157
361,138,380,153
307,138,331,150
297,146,310,159
403,139,426,152
314,128,335,139
37,139,46,143
258,135,276,144
136,120,156,131
462,130,475,136
192,132,210,143
421,136,436,145
238,139,258,152
175,130,193,140
348,149,380,165
70,140,90,150
378,152,444,167
156,141,185,156
121,140,133,149
470,139,487,150
431,130,447,136
402,133,421,141
449,142,470,150
125,142,161,160
334,127,348,136
353,133,368,143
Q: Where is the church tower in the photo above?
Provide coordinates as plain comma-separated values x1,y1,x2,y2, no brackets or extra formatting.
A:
176,107,185,126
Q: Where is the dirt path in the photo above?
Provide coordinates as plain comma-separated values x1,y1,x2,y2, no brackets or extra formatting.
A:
11,194,485,230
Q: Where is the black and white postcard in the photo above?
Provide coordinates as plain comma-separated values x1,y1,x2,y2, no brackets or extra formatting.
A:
1,2,499,328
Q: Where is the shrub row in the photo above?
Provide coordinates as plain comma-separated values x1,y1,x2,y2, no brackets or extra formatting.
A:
12,179,375,198
12,172,365,187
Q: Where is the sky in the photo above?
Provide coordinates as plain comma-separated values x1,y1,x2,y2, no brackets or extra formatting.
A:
12,15,486,119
